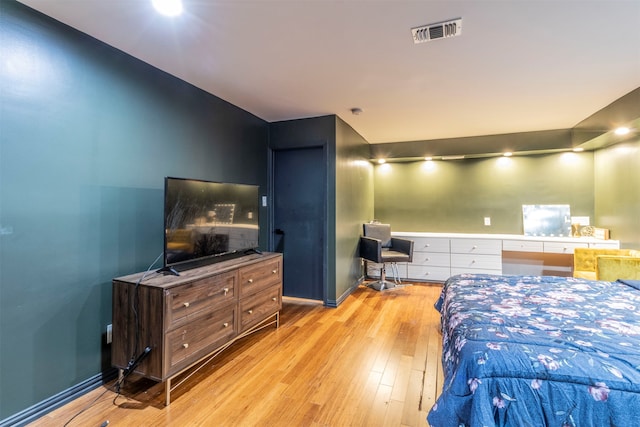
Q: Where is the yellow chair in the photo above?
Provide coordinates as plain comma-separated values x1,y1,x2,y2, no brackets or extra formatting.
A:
573,248,640,280
166,229,195,253
597,255,640,281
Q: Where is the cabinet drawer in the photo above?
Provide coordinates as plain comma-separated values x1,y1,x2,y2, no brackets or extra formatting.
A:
227,228,257,239
366,262,382,278
166,306,237,374
502,240,544,252
239,285,281,333
450,238,502,255
239,258,282,297
411,237,450,253
589,242,620,249
411,252,450,267
451,266,502,276
366,262,407,279
543,242,588,254
451,253,502,270
407,265,451,282
166,271,237,330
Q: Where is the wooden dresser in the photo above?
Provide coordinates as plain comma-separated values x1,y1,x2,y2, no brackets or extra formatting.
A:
112,252,282,404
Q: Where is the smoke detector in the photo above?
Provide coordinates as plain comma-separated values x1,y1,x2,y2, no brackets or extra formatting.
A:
412,18,462,44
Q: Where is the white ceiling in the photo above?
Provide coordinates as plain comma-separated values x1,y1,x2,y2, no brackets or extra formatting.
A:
18,0,640,144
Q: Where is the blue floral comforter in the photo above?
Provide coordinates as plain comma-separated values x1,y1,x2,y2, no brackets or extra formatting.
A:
427,274,640,427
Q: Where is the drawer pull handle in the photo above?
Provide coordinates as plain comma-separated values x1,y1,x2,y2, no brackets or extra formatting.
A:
248,279,254,283
223,322,229,328
182,343,189,349
272,297,277,301
471,260,476,264
183,302,190,308
272,269,277,274
472,245,477,249
223,287,229,295
248,310,253,314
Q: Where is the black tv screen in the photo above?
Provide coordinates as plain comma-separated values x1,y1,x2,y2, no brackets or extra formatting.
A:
163,177,260,271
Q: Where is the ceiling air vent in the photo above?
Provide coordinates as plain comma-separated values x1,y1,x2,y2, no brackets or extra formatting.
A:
412,18,462,44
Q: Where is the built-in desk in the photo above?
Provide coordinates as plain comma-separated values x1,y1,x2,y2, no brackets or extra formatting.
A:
365,232,619,282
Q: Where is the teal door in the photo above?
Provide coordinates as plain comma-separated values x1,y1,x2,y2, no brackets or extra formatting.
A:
273,147,325,301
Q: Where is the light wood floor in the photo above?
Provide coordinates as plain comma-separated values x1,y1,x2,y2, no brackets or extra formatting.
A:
30,283,444,427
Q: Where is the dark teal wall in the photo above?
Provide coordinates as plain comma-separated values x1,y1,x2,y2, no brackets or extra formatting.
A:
268,116,336,301
0,1,268,419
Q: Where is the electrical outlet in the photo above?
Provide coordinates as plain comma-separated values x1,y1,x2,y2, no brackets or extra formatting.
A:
484,217,491,226
106,324,112,344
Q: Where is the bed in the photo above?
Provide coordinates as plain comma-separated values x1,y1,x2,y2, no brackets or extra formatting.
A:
428,274,640,427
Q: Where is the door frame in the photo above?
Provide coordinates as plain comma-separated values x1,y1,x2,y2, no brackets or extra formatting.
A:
267,143,329,304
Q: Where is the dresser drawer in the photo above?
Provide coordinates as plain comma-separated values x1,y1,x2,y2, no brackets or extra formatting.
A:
411,237,450,253
165,271,237,330
239,285,281,333
502,240,544,252
543,242,588,254
411,252,450,267
166,306,237,374
239,258,282,297
451,253,502,270
407,265,451,282
450,238,502,255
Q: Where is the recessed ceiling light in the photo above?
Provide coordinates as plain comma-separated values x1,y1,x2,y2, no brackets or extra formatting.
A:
614,127,630,136
503,152,513,157
424,157,433,161
573,147,585,152
152,0,183,16
377,159,386,164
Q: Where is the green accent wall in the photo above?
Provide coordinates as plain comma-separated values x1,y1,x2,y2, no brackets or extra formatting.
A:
374,152,595,234
0,1,268,419
594,138,640,248
335,117,373,302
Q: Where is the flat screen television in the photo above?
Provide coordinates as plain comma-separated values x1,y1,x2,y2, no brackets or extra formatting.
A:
160,177,260,274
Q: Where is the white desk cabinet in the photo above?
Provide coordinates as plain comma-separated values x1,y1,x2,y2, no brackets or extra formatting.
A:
407,237,450,281
389,232,619,283
450,238,502,276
